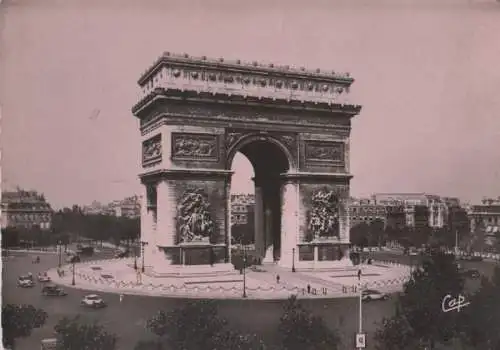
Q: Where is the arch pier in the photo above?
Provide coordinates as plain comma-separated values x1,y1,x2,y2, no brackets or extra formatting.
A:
132,53,362,276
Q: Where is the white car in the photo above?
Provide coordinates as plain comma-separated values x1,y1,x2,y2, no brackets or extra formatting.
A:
362,289,389,302
38,273,51,282
81,294,107,308
18,276,35,288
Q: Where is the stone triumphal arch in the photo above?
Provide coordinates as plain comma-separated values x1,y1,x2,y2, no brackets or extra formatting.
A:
132,53,362,276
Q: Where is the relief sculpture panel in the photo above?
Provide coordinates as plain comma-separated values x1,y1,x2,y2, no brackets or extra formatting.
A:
305,141,345,164
171,133,219,161
176,187,216,244
306,189,341,242
142,134,162,166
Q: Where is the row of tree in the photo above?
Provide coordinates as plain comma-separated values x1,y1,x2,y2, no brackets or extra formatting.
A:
350,219,471,249
3,296,341,350
1,205,140,249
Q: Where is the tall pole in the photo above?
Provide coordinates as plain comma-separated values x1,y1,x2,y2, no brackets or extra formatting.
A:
58,240,62,268
292,247,296,273
72,261,76,286
358,269,363,349
141,241,147,273
243,244,247,298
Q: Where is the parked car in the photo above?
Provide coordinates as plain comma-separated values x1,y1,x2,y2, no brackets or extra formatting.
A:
461,268,481,279
18,276,35,288
40,338,58,350
66,254,81,263
77,246,94,256
362,289,389,302
38,272,51,282
114,250,130,258
42,284,67,296
81,294,107,308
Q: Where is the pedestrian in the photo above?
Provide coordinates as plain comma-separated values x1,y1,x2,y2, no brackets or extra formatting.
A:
357,269,362,280
276,274,280,284
119,294,124,303
307,284,311,294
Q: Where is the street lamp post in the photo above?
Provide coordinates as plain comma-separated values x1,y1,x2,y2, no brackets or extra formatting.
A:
58,240,62,268
243,243,247,298
141,241,148,273
292,247,296,273
72,260,76,286
356,269,365,349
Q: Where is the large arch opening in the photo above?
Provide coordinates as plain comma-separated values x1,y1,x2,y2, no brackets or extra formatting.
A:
229,138,291,263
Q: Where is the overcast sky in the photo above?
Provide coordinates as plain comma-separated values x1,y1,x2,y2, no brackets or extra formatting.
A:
1,0,499,209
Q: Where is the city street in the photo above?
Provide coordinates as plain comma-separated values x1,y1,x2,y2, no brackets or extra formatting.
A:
3,251,397,350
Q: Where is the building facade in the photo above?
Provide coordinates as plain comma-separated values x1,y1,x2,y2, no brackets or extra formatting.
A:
82,196,141,218
1,189,53,230
230,194,255,225
372,193,448,229
469,197,500,246
348,197,386,227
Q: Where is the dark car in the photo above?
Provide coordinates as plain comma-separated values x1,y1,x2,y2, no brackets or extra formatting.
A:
114,250,130,258
66,254,81,263
76,246,94,256
461,268,481,279
42,284,67,296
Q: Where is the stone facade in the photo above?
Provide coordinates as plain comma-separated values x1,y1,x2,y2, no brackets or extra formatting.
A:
132,53,362,274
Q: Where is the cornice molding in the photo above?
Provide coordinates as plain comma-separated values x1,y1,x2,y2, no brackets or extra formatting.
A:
132,88,362,117
139,168,234,183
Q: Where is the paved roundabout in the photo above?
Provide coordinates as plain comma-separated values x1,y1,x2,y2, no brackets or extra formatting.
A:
3,250,411,350
48,256,410,300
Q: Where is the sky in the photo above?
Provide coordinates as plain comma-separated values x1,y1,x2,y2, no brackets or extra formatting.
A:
1,0,499,209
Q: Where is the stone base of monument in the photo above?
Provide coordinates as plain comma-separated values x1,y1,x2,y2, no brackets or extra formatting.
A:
145,263,237,278
285,260,356,272
142,242,239,278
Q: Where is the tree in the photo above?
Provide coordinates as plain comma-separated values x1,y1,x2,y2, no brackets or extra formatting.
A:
134,340,164,350
350,222,370,247
231,224,254,245
374,306,417,350
144,300,263,350
375,252,465,349
54,316,117,350
1,227,20,248
370,219,386,246
2,304,48,349
145,300,226,350
459,265,500,349
278,295,341,350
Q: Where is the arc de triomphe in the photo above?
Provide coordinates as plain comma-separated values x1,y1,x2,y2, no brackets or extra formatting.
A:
132,53,362,276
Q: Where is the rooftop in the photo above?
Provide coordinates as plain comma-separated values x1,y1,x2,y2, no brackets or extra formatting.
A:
138,52,354,86
133,52,362,114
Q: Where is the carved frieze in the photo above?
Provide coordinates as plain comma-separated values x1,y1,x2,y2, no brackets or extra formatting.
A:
225,131,245,151
305,141,345,164
176,188,215,244
171,133,219,161
137,54,355,107
142,134,162,166
275,134,296,150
